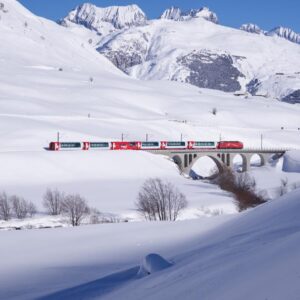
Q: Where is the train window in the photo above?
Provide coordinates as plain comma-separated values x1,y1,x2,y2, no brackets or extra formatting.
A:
90,143,109,148
60,143,81,148
142,142,159,147
129,142,137,147
195,142,215,146
167,142,186,146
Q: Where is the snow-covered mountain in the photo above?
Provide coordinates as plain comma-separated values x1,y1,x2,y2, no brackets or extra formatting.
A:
97,16,300,102
267,26,300,44
240,23,264,34
241,24,300,45
60,3,300,103
160,6,218,24
160,7,182,21
59,3,147,36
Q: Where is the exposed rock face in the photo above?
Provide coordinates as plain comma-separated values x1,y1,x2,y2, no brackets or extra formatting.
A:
282,90,300,104
267,27,300,44
160,7,182,21
98,32,149,72
240,23,263,34
177,51,244,92
246,78,261,95
60,3,147,32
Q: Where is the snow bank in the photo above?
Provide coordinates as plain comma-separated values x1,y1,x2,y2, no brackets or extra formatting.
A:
283,150,300,173
137,253,172,277
106,189,300,300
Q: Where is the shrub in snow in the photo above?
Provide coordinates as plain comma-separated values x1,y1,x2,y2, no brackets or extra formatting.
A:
10,195,30,219
136,178,187,221
212,107,217,115
43,189,64,216
276,178,289,197
28,202,37,218
213,167,266,212
137,253,172,277
0,192,11,221
61,194,90,226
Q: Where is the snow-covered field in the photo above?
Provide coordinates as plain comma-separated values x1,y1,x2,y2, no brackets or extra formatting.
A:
1,187,300,300
1,1,300,299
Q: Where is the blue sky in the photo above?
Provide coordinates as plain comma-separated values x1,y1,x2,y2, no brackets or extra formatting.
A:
19,0,300,32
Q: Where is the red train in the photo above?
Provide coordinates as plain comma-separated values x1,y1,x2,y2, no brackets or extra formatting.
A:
49,141,243,151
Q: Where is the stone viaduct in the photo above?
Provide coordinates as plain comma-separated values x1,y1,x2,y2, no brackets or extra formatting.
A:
147,149,287,177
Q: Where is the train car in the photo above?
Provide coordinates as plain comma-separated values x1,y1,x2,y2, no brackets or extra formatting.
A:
160,141,187,150
111,141,142,150
82,142,111,150
140,141,161,150
48,142,82,151
187,141,217,150
217,141,244,149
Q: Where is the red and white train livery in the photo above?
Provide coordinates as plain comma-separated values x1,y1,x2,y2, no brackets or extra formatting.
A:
49,140,243,151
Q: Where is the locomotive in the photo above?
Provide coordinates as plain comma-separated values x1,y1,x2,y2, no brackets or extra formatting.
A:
49,140,243,151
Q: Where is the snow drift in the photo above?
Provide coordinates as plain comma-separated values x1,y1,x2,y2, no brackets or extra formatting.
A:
105,189,300,300
283,150,300,173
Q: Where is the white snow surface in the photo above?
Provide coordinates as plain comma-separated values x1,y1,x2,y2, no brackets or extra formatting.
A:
283,150,300,173
1,189,300,299
0,0,300,222
1,2,300,299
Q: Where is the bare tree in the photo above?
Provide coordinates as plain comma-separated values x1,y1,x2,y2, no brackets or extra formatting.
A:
62,194,90,226
43,189,64,215
10,195,29,219
136,178,187,221
0,192,11,221
28,202,37,218
276,178,289,197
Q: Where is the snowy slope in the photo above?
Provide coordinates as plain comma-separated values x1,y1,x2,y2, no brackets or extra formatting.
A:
104,188,300,300
1,187,300,299
0,0,300,220
1,3,300,298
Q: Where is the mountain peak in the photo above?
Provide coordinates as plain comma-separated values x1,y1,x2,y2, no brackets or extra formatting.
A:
61,3,147,31
240,23,263,34
160,6,182,21
188,7,218,24
160,6,218,24
267,26,300,44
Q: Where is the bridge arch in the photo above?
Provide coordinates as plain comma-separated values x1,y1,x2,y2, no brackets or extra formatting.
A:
250,153,266,167
172,155,183,171
189,154,225,179
232,153,248,172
